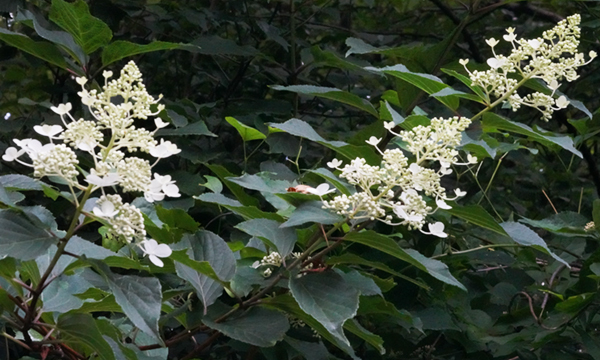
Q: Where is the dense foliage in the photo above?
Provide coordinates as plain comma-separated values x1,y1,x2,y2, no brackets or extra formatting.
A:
2,1,600,359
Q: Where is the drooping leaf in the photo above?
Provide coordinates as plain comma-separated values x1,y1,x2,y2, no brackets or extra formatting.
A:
501,222,569,267
0,174,43,191
445,204,507,236
0,28,67,69
269,118,380,164
56,313,116,360
91,261,163,343
205,164,260,206
196,193,284,221
344,231,465,289
482,112,582,158
17,8,86,65
344,319,385,355
227,173,290,194
403,249,466,291
0,209,58,260
49,0,112,54
271,85,378,117
225,116,267,141
289,271,359,347
156,120,216,137
519,211,591,237
102,40,190,67
203,306,289,347
172,231,236,313
281,201,344,227
366,64,458,110
335,269,382,297
236,219,297,257
327,253,429,289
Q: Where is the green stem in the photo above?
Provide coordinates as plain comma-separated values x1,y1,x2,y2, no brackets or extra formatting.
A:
23,185,94,330
471,74,532,122
432,243,522,258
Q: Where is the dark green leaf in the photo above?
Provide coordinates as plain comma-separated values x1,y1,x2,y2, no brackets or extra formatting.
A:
482,112,582,158
102,40,189,67
0,28,67,69
281,201,344,227
57,313,115,360
225,116,266,141
289,271,359,346
156,120,216,137
519,211,591,237
0,209,57,260
445,204,508,236
0,174,43,191
172,231,236,313
203,306,289,347
344,319,385,355
49,0,112,54
501,222,569,267
271,85,378,117
236,219,297,257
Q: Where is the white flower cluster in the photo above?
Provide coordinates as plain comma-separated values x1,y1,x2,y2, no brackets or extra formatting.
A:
324,117,476,238
251,251,313,277
460,14,596,120
2,61,177,265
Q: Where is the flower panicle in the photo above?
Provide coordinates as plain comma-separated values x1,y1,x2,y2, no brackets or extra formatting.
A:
2,61,180,266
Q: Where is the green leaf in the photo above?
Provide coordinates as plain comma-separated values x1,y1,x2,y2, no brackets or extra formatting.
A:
270,118,347,148
49,0,112,54
227,173,290,194
156,120,216,137
379,100,405,125
344,319,385,355
270,118,380,165
441,68,487,101
172,231,236,313
235,219,297,257
335,269,382,297
203,306,289,347
0,209,58,260
0,28,67,69
445,204,508,236
403,249,466,291
0,175,43,191
263,294,360,360
327,253,429,290
205,164,260,207
289,271,359,347
285,336,337,360
367,64,458,110
225,116,267,141
155,205,199,233
555,293,596,314
344,231,465,289
42,272,92,313
281,201,345,227
500,222,569,267
357,296,422,331
271,85,378,117
482,112,582,158
91,261,163,343
519,211,591,237
56,313,115,360
593,199,600,229
196,193,284,221
102,40,190,67
17,8,86,65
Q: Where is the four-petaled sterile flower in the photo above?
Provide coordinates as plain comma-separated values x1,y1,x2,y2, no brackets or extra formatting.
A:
327,159,343,168
2,147,24,162
34,124,63,138
86,169,121,187
145,174,181,203
150,139,181,158
140,239,172,267
93,200,119,218
421,222,448,238
50,103,72,116
306,183,336,197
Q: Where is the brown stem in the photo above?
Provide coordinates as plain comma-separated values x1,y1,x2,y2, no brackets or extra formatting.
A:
181,331,221,360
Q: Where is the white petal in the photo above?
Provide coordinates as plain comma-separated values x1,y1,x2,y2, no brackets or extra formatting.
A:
327,159,343,168
76,77,88,85
149,254,164,267
429,222,448,238
163,184,180,198
366,136,381,146
555,96,569,109
155,118,169,129
454,188,467,197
